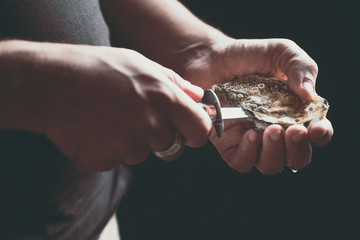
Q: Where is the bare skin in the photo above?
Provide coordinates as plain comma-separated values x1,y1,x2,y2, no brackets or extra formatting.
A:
0,41,211,171
181,38,333,174
0,0,333,174
100,0,333,174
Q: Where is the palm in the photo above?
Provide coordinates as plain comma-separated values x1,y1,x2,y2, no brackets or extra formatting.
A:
182,39,277,165
181,38,331,174
182,39,282,89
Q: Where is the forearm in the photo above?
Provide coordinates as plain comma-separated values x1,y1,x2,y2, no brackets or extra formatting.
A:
0,40,53,133
100,0,229,73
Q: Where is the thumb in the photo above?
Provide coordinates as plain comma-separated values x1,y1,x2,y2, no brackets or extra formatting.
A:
274,39,318,101
286,62,318,101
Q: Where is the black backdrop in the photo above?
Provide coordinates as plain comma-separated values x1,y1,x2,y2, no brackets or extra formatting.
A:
118,1,359,239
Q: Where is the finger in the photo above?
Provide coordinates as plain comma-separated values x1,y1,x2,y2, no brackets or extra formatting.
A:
226,129,260,173
285,125,312,171
136,108,184,161
151,131,185,161
122,145,151,166
116,135,151,166
308,118,334,147
287,68,317,101
148,66,211,147
274,39,318,100
170,74,204,101
139,70,211,149
256,124,285,175
169,88,212,148
210,119,251,159
153,62,204,101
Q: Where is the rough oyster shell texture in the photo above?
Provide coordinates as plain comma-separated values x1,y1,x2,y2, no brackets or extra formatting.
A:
212,75,329,129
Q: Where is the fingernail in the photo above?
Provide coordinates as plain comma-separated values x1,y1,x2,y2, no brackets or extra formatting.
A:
291,169,298,173
291,132,304,143
269,131,281,141
303,81,315,99
248,131,258,142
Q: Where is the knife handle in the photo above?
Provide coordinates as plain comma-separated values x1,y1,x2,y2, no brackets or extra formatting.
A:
199,89,224,138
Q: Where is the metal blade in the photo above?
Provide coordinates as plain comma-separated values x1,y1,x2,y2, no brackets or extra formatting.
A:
220,107,249,120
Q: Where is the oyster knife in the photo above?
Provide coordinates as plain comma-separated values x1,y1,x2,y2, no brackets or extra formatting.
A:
199,89,250,138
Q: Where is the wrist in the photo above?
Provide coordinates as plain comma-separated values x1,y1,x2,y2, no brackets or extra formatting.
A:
177,31,235,89
176,30,231,73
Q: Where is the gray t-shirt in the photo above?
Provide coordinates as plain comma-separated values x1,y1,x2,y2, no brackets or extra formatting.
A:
0,1,130,239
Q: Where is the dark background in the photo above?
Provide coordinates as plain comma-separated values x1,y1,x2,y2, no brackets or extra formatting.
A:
118,1,359,239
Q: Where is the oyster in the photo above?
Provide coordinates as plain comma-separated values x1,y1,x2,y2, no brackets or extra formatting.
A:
212,75,329,129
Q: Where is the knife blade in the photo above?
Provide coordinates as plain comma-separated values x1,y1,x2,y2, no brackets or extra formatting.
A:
199,104,249,121
220,107,249,120
199,89,250,138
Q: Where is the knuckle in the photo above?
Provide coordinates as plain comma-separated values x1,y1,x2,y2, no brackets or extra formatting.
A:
310,58,318,71
273,38,318,75
287,57,304,70
131,106,169,139
132,73,177,106
137,110,163,134
146,85,177,106
302,59,318,76
273,38,297,52
279,38,297,49
165,69,179,82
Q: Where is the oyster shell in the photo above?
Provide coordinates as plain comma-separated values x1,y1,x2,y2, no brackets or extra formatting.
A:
212,75,329,129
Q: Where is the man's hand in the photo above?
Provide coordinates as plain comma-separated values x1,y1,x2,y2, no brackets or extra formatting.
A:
182,38,333,174
3,41,211,171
